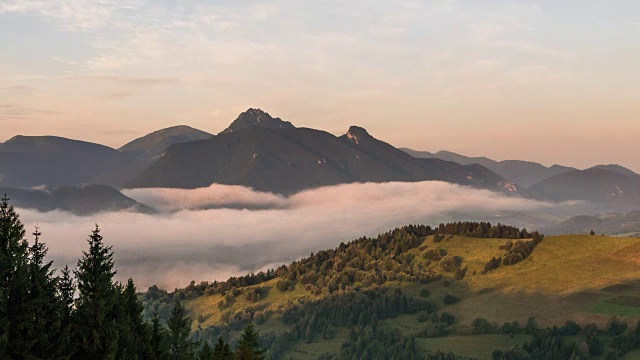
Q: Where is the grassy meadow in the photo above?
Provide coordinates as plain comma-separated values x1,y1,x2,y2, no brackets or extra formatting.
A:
176,233,640,358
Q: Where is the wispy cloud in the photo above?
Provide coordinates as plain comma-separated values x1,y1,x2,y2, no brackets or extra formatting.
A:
471,22,504,40
0,103,61,120
492,40,573,59
100,91,135,99
0,0,142,30
52,55,78,66
69,74,180,86
0,85,34,95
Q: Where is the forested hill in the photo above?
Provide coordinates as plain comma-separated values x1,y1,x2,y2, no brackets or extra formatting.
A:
142,221,640,359
141,222,554,359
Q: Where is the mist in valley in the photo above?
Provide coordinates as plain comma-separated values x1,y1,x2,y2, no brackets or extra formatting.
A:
18,181,574,290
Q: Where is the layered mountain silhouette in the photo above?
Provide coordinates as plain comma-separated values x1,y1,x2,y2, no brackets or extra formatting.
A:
0,135,136,188
0,184,154,215
401,148,575,187
403,148,640,207
128,122,521,194
119,125,212,159
3,108,638,214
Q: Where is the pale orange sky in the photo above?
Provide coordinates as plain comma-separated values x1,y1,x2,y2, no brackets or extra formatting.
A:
1,0,639,171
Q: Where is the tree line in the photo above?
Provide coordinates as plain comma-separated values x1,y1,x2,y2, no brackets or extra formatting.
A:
149,222,541,311
434,222,542,240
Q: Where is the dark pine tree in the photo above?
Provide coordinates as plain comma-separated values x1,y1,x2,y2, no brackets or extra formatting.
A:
117,278,152,359
0,195,31,357
72,224,120,359
198,341,214,360
168,301,195,360
234,323,264,360
151,310,170,360
26,227,66,359
58,265,76,356
213,337,233,360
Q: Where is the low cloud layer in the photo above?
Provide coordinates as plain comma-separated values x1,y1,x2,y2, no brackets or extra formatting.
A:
18,181,555,290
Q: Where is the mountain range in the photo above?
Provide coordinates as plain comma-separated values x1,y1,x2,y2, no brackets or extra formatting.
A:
2,107,639,215
128,123,520,194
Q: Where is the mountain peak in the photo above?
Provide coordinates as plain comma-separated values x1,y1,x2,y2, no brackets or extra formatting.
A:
219,108,295,135
243,108,269,118
346,126,371,144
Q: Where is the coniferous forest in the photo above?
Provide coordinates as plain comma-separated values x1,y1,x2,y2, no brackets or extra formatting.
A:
0,196,258,360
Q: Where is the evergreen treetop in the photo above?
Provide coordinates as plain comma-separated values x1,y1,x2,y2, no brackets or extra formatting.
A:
234,323,264,360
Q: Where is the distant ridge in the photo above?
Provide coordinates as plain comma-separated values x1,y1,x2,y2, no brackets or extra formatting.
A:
401,148,575,187
591,164,639,177
119,125,212,159
542,210,640,236
0,184,155,215
529,168,640,205
0,135,135,188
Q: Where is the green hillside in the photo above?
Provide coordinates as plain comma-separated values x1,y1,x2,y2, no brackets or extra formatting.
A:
141,223,640,359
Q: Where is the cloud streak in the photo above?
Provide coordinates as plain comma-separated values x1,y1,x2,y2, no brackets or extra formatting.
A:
18,181,555,290
0,0,141,30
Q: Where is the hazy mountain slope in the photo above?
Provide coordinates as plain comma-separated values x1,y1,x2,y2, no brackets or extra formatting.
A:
541,210,640,236
0,184,154,215
119,125,212,158
219,108,295,135
429,150,497,169
0,135,137,188
591,164,639,177
401,148,575,187
529,168,640,204
398,148,434,158
128,125,521,195
89,159,156,188
341,127,521,193
490,161,575,188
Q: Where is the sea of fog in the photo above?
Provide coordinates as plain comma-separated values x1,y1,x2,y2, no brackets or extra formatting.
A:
17,181,570,290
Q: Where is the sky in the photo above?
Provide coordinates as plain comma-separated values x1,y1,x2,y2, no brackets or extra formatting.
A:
1,0,639,171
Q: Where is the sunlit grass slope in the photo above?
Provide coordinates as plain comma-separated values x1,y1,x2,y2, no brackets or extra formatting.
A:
174,233,640,359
